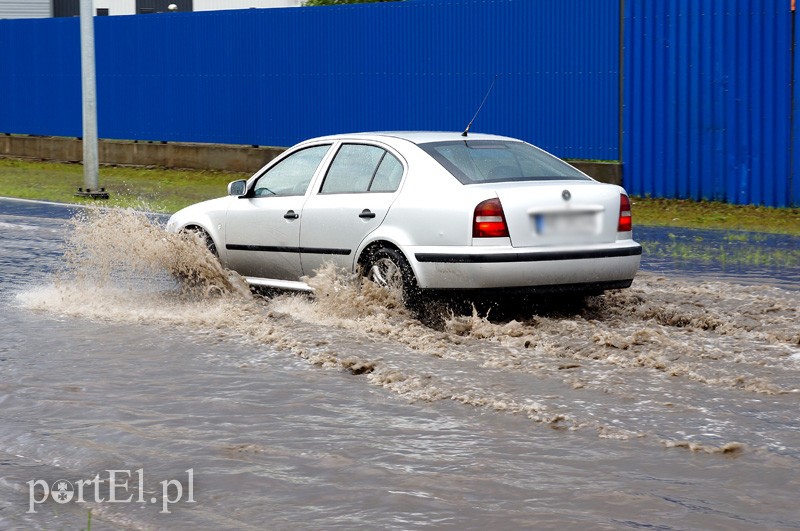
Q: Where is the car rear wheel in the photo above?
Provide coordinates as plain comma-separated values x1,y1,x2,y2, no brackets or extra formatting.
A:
363,247,419,303
363,247,455,329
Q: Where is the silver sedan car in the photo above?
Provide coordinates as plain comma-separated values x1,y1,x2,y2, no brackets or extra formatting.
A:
167,132,641,303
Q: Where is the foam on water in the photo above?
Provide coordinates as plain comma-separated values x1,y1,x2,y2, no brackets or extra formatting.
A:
18,208,255,338
15,207,800,454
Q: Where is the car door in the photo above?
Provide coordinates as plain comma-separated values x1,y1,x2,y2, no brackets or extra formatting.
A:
299,143,405,276
223,143,332,280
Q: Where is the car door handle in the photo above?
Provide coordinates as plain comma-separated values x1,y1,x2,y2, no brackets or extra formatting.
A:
359,209,376,219
284,210,299,220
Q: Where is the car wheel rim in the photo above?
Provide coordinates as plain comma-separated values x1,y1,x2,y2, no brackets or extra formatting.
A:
368,258,403,290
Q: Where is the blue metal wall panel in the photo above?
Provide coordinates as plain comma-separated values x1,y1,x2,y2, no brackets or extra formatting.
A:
624,0,794,207
794,4,800,207
0,17,82,137
0,0,621,160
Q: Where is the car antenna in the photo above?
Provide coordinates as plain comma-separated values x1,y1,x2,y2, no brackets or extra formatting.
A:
462,74,499,137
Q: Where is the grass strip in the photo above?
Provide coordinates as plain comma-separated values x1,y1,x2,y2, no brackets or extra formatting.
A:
631,197,799,236
0,158,246,214
0,157,798,235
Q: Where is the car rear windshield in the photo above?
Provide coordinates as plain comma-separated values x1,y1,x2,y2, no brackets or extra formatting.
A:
419,140,592,184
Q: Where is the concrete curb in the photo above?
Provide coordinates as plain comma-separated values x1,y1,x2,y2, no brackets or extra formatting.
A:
0,135,621,185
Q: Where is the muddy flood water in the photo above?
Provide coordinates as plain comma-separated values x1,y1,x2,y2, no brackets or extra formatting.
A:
0,197,798,530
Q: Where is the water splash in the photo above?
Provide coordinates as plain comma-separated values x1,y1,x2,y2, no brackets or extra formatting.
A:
18,207,255,330
14,207,800,454
61,207,251,298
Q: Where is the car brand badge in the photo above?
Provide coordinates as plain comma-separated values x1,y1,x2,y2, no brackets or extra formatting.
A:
562,189,571,201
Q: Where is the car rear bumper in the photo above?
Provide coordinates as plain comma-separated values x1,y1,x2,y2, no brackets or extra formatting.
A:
406,242,642,290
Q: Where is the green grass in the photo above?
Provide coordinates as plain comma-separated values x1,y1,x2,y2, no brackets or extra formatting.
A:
640,233,799,268
0,158,246,213
631,197,799,236
0,157,798,236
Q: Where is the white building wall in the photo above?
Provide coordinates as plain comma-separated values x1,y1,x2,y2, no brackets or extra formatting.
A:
94,0,136,16
0,0,51,19
193,0,302,10
0,1,301,19
92,0,303,15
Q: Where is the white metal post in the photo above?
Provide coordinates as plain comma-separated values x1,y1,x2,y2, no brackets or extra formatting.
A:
78,0,104,197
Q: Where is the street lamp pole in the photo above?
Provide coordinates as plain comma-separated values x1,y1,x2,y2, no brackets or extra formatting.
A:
76,0,107,199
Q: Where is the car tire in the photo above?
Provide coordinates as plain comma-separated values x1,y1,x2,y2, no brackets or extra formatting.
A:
185,227,217,257
172,227,219,287
363,247,420,305
363,247,454,328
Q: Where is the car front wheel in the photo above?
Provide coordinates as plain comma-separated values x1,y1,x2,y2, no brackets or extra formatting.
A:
187,227,217,257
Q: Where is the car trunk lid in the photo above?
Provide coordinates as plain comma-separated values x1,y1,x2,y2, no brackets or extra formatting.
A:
489,181,622,248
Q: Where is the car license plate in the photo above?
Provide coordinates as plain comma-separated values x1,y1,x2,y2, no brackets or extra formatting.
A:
535,211,597,236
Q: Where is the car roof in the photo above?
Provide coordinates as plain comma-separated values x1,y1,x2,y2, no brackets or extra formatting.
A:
307,131,520,145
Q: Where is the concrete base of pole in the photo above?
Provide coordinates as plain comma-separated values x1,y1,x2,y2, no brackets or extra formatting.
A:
75,187,110,199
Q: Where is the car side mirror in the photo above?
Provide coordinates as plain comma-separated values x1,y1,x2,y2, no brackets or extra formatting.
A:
228,179,247,197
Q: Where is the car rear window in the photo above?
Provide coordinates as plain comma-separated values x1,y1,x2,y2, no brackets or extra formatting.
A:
419,140,592,184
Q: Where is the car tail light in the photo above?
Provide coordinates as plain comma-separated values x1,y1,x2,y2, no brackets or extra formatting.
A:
618,194,632,232
473,198,509,238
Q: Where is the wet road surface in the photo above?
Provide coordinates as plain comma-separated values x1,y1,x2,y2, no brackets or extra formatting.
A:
0,198,798,529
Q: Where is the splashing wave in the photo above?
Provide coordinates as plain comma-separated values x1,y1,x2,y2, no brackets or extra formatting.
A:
16,207,800,454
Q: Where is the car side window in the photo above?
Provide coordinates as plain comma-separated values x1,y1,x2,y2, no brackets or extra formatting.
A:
369,152,403,192
320,144,404,194
253,144,331,197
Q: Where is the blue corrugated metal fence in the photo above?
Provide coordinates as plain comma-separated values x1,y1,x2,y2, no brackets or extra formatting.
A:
0,17,82,138
794,3,800,208
0,0,797,206
623,0,795,207
0,0,621,160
